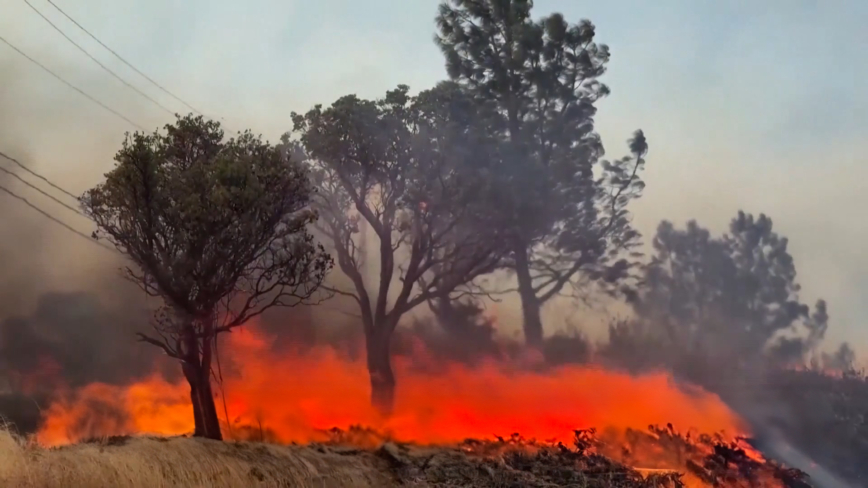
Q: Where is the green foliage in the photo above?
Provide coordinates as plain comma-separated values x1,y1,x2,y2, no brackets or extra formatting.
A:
629,211,827,368
436,0,614,235
81,114,331,351
288,84,505,339
435,0,648,344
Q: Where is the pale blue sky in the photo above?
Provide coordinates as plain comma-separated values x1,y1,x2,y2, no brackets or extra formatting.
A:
0,0,866,352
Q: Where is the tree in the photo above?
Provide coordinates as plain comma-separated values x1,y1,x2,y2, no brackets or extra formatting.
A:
435,0,648,346
821,342,858,372
289,84,505,413
81,115,332,440
630,211,828,372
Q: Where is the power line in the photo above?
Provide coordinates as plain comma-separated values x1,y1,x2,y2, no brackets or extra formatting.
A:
0,165,84,217
41,0,246,135
0,150,79,202
0,181,119,254
42,0,204,116
23,0,175,117
0,33,145,130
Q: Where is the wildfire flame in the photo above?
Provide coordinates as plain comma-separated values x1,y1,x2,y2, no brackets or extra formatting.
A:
36,322,749,452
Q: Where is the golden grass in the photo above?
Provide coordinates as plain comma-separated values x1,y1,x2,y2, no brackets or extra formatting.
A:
0,429,394,487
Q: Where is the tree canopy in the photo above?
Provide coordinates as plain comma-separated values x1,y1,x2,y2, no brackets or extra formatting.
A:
435,0,648,346
81,114,331,439
623,211,828,372
289,83,507,412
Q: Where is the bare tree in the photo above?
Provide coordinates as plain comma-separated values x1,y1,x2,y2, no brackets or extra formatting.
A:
289,84,504,414
81,115,332,440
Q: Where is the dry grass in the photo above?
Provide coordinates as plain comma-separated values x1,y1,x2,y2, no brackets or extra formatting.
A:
0,429,394,487
0,426,811,487
0,428,670,488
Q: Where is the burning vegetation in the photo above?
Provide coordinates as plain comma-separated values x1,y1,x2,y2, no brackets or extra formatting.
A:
0,1,863,487
33,324,746,446
9,323,813,487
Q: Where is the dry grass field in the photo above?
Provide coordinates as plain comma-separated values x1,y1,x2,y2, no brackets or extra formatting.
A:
0,429,395,488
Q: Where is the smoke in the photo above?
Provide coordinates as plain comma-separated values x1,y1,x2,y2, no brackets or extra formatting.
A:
0,52,173,435
0,66,51,310
1,292,169,388
0,291,175,433
0,5,863,488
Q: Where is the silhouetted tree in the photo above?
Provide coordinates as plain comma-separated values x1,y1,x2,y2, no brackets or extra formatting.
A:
820,342,857,372
435,0,648,346
600,318,672,373
629,211,827,371
428,296,494,341
290,84,505,414
423,297,501,362
81,115,331,440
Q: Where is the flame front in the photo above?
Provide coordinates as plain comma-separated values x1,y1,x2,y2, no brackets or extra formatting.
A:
36,322,748,450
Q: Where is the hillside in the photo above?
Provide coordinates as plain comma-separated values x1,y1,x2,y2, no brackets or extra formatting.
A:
0,428,809,488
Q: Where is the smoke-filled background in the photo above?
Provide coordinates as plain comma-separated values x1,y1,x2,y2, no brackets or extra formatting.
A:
0,1,866,486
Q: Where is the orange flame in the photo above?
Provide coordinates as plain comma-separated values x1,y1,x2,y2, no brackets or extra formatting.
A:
36,322,749,451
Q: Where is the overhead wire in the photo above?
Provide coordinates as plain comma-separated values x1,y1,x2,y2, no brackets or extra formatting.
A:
0,2,250,263
0,33,145,130
0,150,80,202
22,0,176,117
0,181,119,254
42,0,204,116
0,165,84,217
36,0,241,135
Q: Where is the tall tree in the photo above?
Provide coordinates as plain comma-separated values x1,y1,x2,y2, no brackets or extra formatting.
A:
435,0,648,346
289,84,505,413
631,211,828,371
81,115,331,440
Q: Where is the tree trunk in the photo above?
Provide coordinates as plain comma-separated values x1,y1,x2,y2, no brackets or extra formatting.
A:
188,368,205,437
514,245,544,348
366,328,396,416
181,357,222,440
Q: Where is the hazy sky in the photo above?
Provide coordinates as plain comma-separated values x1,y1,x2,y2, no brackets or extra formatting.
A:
0,0,865,352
